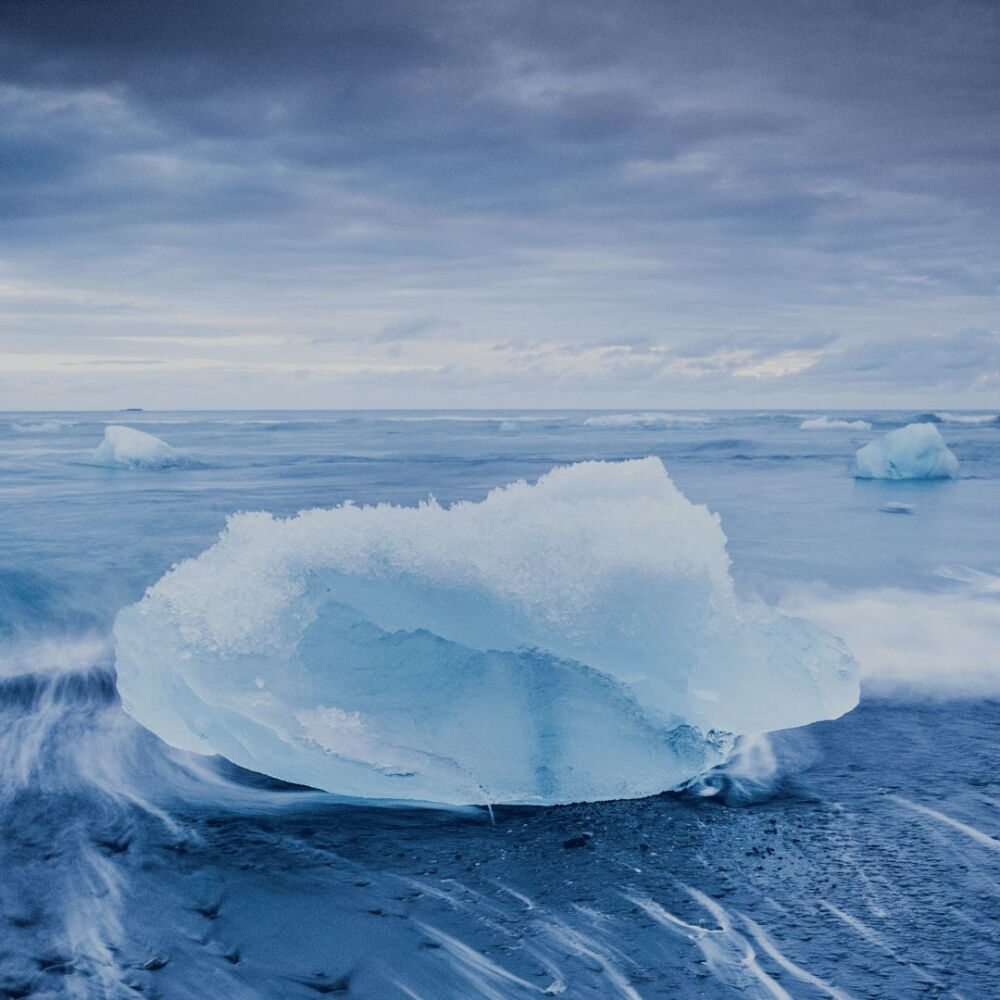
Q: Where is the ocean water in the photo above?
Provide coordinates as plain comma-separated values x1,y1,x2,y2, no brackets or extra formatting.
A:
2,409,999,998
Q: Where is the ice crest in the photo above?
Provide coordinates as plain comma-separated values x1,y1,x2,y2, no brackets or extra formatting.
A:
854,423,958,480
113,458,859,805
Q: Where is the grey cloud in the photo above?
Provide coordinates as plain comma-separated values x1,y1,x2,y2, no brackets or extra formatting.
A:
3,2,996,209
0,1,998,406
799,328,1000,390
671,331,837,360
372,316,462,344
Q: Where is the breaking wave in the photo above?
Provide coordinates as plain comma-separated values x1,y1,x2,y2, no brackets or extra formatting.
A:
583,413,712,429
7,420,66,434
799,416,871,431
930,412,998,425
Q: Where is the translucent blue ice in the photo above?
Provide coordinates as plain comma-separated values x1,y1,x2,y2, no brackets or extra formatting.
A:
113,458,859,805
854,422,959,480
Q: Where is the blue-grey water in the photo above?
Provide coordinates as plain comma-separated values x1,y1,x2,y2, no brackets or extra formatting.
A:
2,410,999,998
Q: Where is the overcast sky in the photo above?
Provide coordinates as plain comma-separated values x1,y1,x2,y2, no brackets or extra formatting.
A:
1,0,997,409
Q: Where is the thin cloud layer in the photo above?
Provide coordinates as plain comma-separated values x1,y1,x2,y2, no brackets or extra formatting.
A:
0,0,997,407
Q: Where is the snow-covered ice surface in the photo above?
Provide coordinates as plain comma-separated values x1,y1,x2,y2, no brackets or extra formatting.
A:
2,409,999,998
114,458,857,805
854,422,959,480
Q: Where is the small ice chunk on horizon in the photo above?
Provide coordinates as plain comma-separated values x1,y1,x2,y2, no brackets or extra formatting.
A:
879,502,915,515
854,423,958,480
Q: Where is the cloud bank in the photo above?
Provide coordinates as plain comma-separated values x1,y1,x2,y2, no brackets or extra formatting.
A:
0,1,997,407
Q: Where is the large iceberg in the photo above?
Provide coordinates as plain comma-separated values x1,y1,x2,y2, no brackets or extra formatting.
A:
92,425,186,469
854,423,959,480
113,458,858,805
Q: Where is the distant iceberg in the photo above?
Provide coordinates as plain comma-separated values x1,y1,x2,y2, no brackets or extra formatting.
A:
854,423,958,480
91,425,186,469
114,458,858,806
584,413,710,429
800,416,871,431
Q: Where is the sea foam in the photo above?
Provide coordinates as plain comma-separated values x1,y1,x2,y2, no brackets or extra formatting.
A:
113,458,858,805
782,569,1000,698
